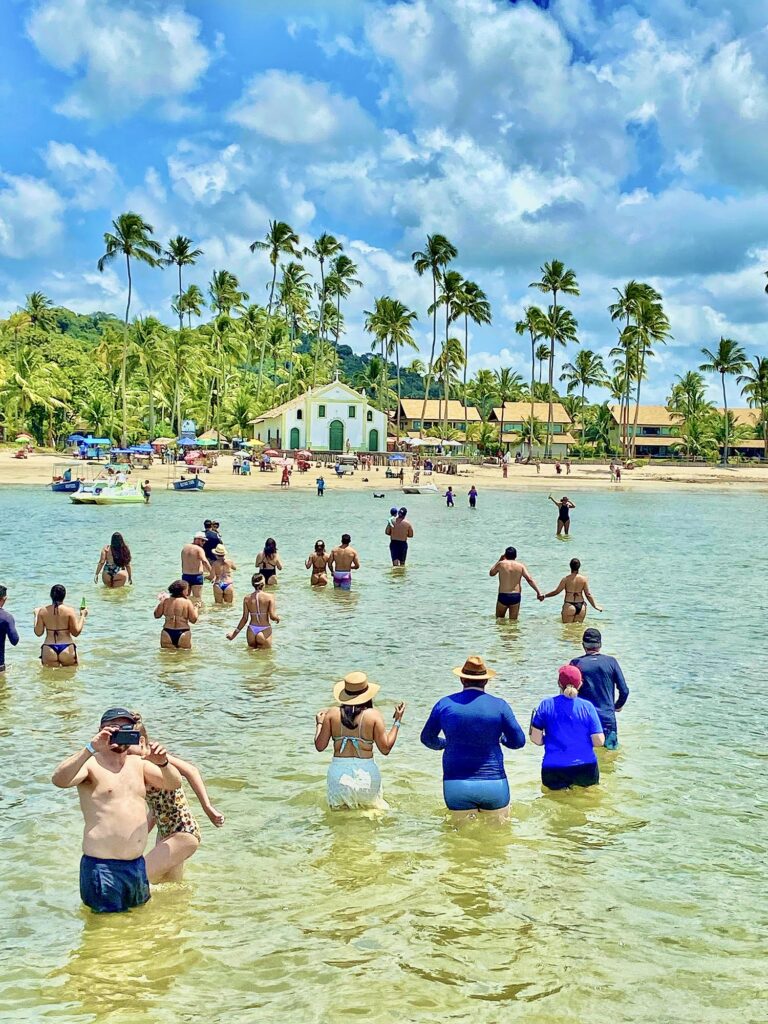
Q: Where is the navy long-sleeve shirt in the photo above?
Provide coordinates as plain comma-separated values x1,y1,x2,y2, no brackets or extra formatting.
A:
0,608,19,667
420,689,526,780
570,653,629,733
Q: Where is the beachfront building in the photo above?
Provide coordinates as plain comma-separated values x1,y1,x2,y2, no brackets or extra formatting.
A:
249,381,387,452
488,402,575,456
395,399,482,436
609,406,764,458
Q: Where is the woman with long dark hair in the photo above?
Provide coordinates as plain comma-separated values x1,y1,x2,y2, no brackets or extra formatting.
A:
34,584,87,667
305,540,329,587
153,580,198,650
94,532,132,588
255,538,282,587
314,672,405,810
226,573,279,649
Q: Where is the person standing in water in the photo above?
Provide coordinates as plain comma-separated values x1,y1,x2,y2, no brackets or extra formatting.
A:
468,485,478,509
549,494,575,536
570,628,629,750
316,475,325,497
180,533,211,607
489,546,543,620
154,580,198,649
141,480,152,503
306,540,329,587
0,585,19,672
94,532,132,588
386,507,413,566
34,585,87,667
255,538,282,587
227,573,279,648
444,486,455,508
210,544,237,605
539,558,603,623
529,665,605,790
328,534,360,590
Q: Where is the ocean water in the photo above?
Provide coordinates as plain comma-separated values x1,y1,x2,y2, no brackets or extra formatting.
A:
1,484,766,1024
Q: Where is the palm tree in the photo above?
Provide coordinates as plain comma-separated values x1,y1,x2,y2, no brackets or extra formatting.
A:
249,221,301,315
516,306,546,456
0,342,68,442
23,291,57,333
466,369,498,421
493,368,525,450
353,355,396,411
625,287,670,457
131,317,168,437
453,280,491,435
517,415,545,452
434,336,465,437
163,326,198,434
304,233,342,376
699,337,746,464
738,356,768,459
535,342,550,386
364,296,418,436
97,212,162,444
429,269,464,431
277,262,311,402
560,349,608,439
412,233,458,435
176,284,205,328
163,235,203,333
529,259,579,456
326,254,362,345
583,402,615,453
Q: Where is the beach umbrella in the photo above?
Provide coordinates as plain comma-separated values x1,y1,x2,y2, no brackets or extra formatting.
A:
178,437,197,447
388,453,406,461
296,449,311,458
196,438,218,448
244,439,265,448
66,433,86,444
15,433,34,442
152,437,174,446
263,448,280,456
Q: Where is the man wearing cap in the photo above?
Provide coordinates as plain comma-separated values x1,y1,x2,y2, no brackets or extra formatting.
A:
570,628,629,750
203,520,222,563
51,708,182,913
386,507,413,566
181,533,211,606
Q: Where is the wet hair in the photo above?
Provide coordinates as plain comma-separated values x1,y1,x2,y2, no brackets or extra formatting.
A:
505,546,517,560
315,540,325,552
264,538,277,556
570,558,581,572
0,585,6,600
110,532,131,568
50,584,66,609
341,533,351,544
340,699,373,730
252,573,265,590
204,519,212,528
168,579,188,598
132,713,149,742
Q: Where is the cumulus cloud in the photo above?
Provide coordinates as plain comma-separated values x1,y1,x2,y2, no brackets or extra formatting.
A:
228,70,373,146
26,0,211,120
43,141,118,209
0,173,65,258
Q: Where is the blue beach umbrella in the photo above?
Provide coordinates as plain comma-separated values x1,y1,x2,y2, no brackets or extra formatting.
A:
177,437,197,447
388,453,406,461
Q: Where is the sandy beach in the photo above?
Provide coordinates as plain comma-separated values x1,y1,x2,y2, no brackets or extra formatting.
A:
5,450,768,493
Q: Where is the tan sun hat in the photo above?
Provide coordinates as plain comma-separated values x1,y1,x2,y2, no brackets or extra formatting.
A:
333,671,381,705
452,655,497,681
213,544,227,556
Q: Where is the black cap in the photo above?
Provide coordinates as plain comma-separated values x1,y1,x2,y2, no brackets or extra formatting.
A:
100,707,137,727
398,507,407,515
582,628,602,647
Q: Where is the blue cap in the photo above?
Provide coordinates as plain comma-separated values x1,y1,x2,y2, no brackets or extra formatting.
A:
390,507,398,515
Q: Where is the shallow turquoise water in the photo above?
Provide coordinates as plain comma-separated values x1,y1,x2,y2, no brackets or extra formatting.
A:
1,484,766,1023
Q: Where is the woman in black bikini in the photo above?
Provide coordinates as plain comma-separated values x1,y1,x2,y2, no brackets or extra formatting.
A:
154,580,198,650
549,495,575,536
34,584,87,667
539,558,603,623
255,538,282,587
94,532,132,588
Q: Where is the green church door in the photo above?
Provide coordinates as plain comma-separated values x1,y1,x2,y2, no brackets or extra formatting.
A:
328,420,344,451
368,428,379,452
289,427,300,449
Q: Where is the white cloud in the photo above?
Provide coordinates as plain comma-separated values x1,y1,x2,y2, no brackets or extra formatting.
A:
0,173,65,258
228,70,373,145
43,141,118,209
27,0,211,121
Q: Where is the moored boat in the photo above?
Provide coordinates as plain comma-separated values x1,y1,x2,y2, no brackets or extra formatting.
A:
70,482,145,505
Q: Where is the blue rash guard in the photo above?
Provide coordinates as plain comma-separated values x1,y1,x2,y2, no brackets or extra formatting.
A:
0,608,19,668
569,653,629,737
421,690,525,810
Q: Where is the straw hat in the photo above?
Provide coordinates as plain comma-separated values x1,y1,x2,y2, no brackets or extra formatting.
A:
333,671,381,705
452,655,497,681
213,543,227,557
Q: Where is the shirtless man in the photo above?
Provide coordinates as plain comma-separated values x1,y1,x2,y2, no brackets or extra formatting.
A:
181,533,211,606
386,507,414,566
327,534,360,590
51,707,182,913
539,557,603,623
489,546,542,620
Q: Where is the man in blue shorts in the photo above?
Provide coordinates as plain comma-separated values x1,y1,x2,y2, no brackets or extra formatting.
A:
52,708,182,913
180,533,211,606
489,546,542,620
570,628,629,749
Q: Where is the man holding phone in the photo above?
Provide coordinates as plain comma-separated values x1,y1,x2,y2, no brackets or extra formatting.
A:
51,707,182,913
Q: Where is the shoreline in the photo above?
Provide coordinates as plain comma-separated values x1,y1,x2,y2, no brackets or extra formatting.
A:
4,452,768,494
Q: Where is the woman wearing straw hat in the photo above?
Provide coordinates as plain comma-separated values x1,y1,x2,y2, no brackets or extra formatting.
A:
529,665,605,790
420,656,525,824
314,672,405,810
210,544,237,605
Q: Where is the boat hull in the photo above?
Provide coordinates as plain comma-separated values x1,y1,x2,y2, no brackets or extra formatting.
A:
173,479,205,491
51,481,80,493
401,484,439,494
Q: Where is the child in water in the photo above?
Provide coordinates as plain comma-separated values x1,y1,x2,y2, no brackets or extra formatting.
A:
468,485,478,509
444,486,455,508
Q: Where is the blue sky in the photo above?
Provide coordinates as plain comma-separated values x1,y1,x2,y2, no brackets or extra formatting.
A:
1,0,768,403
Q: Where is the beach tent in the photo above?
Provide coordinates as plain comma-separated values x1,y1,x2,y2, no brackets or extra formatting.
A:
197,429,228,442
177,437,197,447
129,444,153,454
388,453,406,461
152,437,175,446
196,438,218,448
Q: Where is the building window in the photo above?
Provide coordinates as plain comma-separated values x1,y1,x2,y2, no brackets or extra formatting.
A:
412,420,421,429
642,427,660,436
348,406,356,418
296,410,303,420
318,405,326,418
366,410,373,422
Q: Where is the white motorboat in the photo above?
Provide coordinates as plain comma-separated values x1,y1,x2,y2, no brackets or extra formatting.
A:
70,481,145,505
401,483,439,494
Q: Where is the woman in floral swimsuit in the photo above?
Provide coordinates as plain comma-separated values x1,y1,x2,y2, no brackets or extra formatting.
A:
133,718,225,883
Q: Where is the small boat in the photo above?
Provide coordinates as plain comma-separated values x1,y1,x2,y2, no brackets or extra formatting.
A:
70,482,144,505
401,483,439,494
51,478,81,493
51,462,92,493
173,477,205,491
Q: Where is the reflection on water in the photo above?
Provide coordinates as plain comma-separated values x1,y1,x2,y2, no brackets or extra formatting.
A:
0,485,766,1023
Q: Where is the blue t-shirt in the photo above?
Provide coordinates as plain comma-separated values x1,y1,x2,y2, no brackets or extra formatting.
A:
569,653,629,733
0,608,19,667
531,694,602,768
420,690,526,781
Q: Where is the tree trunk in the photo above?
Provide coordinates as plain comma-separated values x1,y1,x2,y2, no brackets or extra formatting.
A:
267,261,278,316
178,263,183,335
121,253,132,446
722,373,729,464
419,271,438,438
545,287,557,458
581,382,586,444
395,340,401,438
463,312,469,440
631,345,647,459
529,330,535,459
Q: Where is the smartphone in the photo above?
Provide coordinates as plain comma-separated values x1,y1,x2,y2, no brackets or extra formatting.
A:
111,728,141,745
